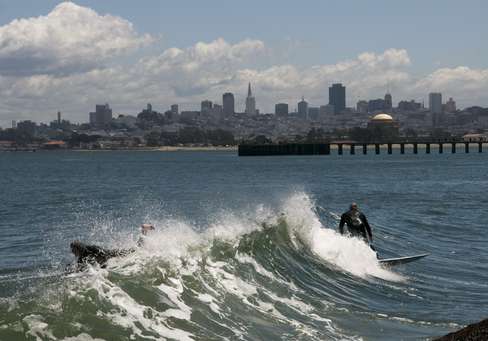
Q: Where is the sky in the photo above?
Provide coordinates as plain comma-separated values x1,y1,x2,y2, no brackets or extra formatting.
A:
0,0,487,126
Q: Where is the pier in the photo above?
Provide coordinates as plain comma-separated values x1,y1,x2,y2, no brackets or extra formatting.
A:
238,140,486,156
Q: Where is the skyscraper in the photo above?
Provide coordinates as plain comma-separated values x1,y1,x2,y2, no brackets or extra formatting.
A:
170,104,179,115
384,93,392,110
275,103,288,116
429,93,442,114
245,83,256,115
444,97,456,112
329,83,346,114
223,92,235,116
298,96,308,118
201,100,213,115
429,92,443,127
89,104,112,127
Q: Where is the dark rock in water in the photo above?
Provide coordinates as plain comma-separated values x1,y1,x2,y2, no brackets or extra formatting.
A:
435,319,488,341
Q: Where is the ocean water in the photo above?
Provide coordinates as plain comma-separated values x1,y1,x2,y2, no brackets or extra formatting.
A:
0,150,487,341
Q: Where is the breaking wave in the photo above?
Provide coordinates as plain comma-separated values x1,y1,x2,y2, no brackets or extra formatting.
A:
0,192,407,340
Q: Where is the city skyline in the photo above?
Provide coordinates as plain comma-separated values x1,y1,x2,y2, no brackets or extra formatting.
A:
0,1,487,126
0,81,478,127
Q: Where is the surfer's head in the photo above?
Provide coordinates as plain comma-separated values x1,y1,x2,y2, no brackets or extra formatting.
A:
70,240,84,256
141,223,155,235
350,202,358,210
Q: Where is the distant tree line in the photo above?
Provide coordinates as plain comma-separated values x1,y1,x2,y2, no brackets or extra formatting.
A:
145,127,235,146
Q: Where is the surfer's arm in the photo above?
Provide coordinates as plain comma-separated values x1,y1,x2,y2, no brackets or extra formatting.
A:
362,215,373,241
338,215,346,234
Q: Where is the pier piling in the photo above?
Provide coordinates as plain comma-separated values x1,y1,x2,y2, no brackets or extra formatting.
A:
238,140,485,156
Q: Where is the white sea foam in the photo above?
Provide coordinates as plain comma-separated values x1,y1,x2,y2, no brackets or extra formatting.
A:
23,314,56,341
63,192,392,340
282,192,404,282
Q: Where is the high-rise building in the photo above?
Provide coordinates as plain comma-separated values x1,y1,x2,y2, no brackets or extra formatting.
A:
222,93,235,116
319,104,335,117
89,104,112,127
201,100,213,115
429,93,443,114
245,83,256,115
308,107,320,121
275,103,289,116
201,99,212,113
398,100,422,112
211,104,223,120
429,92,443,127
356,100,368,113
444,97,456,112
57,111,61,125
384,93,392,110
329,83,346,114
11,120,16,129
368,99,386,112
298,97,308,118
170,104,179,115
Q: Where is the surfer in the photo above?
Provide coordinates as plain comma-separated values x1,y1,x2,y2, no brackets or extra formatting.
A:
137,223,155,247
68,223,155,271
338,203,374,249
69,241,133,270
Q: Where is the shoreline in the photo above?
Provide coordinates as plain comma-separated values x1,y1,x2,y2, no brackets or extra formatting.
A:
0,146,238,152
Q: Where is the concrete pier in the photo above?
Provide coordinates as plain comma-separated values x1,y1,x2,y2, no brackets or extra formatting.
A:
238,140,487,156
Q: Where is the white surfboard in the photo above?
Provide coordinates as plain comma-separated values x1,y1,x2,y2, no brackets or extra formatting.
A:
378,253,429,266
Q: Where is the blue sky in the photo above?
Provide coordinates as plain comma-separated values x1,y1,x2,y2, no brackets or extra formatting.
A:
1,0,486,71
0,0,487,124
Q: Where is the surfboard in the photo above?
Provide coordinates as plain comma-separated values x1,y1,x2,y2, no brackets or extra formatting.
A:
378,253,429,266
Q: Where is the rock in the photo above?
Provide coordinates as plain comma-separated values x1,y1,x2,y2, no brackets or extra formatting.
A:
435,318,488,341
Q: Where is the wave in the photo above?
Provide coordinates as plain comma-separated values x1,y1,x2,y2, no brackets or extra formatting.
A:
0,192,406,340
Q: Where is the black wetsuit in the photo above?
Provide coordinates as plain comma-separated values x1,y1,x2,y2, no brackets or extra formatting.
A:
339,209,372,242
69,242,134,271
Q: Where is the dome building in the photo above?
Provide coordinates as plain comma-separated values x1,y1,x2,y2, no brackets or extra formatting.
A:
367,113,400,141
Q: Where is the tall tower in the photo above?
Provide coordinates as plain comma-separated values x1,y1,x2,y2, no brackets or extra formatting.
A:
328,83,346,114
245,83,256,115
384,93,392,110
429,92,443,127
429,92,442,114
222,92,235,116
298,96,308,119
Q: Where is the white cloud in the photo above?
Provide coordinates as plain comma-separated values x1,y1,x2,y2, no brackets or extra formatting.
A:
0,3,486,126
0,2,152,76
415,66,488,90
